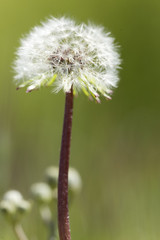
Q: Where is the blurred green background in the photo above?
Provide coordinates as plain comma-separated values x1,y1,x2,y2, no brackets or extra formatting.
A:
0,0,160,239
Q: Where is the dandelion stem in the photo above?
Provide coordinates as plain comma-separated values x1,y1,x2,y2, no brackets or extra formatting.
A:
13,224,29,240
58,87,73,240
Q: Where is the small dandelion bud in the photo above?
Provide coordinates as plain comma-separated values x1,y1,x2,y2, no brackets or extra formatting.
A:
30,183,53,205
13,17,121,102
45,166,59,189
0,190,31,223
68,168,82,196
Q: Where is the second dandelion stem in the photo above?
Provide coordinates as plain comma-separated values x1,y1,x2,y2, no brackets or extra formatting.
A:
58,87,73,240
13,224,29,240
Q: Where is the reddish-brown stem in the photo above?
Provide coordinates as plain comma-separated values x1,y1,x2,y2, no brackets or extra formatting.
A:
58,87,73,240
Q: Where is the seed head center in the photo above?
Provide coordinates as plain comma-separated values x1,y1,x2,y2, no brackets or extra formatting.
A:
48,48,84,74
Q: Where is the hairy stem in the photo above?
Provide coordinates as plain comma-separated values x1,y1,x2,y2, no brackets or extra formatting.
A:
58,87,73,240
13,224,29,240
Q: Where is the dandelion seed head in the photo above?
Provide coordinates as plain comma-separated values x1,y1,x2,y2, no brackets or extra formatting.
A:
13,17,121,101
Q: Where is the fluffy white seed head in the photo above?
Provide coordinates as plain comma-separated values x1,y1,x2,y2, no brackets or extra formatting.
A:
13,17,121,101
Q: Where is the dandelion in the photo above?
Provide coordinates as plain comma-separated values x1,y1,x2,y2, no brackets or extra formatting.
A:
30,183,53,205
13,17,121,240
45,166,59,189
14,17,120,101
1,190,31,223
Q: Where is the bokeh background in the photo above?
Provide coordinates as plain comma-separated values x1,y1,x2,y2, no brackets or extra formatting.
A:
0,0,160,239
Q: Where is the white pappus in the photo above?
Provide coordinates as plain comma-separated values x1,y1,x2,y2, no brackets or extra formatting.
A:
13,17,121,102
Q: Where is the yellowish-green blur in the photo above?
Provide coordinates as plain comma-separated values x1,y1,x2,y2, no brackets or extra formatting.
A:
0,0,160,239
